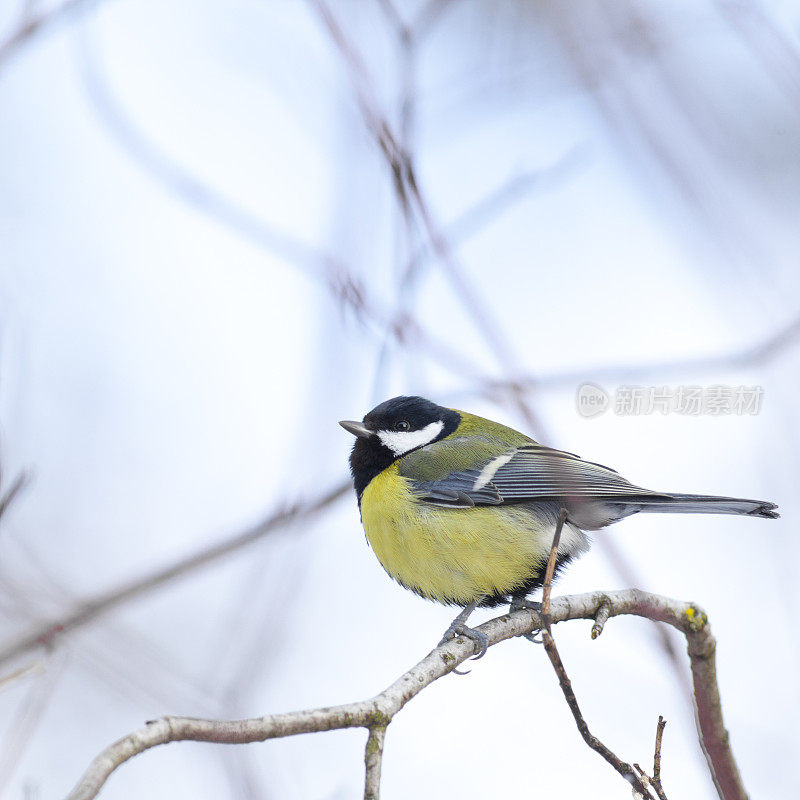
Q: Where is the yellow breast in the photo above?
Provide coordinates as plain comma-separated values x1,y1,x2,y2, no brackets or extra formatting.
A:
359,462,550,605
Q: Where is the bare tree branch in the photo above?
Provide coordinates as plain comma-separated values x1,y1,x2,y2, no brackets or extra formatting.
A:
0,482,349,672
63,588,746,800
363,724,386,800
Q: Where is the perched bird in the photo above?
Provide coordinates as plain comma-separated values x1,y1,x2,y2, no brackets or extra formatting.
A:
340,395,778,656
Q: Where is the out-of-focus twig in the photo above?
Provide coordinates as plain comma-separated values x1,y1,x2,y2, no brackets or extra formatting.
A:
0,651,64,791
478,307,800,396
0,659,45,693
0,482,349,671
64,588,744,800
311,0,551,440
76,25,488,386
0,0,103,72
410,0,456,38
401,148,589,290
715,0,800,123
0,472,27,524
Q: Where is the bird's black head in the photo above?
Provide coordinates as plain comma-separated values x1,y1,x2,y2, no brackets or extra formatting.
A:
340,395,461,500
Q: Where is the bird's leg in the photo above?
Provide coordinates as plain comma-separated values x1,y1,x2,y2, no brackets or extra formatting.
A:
438,597,489,659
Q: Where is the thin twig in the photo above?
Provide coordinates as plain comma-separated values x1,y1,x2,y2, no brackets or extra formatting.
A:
0,0,104,71
363,725,386,800
400,149,588,289
0,472,27,524
652,716,668,800
410,0,456,38
539,517,654,797
478,307,800,395
76,22,487,387
64,588,746,800
591,597,612,639
375,0,409,38
310,0,552,439
0,659,45,693
540,628,652,796
540,508,567,620
0,651,64,791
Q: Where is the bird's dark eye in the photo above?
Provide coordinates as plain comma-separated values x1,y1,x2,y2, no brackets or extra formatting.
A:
395,420,410,431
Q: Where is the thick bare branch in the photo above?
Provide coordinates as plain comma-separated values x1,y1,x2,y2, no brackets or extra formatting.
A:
64,588,746,800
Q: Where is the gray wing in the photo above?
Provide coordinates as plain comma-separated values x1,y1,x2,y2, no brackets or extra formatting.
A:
410,444,670,508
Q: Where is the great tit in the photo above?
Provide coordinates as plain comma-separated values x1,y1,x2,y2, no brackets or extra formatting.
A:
340,395,778,655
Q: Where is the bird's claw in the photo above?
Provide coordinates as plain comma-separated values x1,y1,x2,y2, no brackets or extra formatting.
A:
511,597,544,644
438,623,489,660
509,597,541,613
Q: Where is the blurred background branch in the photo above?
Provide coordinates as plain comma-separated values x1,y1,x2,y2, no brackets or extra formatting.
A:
0,481,348,671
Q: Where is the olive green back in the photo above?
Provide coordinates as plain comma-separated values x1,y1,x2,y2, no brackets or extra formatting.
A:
397,410,534,482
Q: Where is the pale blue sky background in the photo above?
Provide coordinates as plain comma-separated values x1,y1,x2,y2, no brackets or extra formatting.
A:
0,1,798,798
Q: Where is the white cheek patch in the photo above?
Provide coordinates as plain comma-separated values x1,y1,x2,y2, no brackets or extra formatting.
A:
377,421,445,456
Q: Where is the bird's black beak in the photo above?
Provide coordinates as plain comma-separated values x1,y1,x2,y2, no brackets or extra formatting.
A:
339,420,374,439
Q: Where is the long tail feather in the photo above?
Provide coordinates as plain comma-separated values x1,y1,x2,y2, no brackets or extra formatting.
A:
638,493,779,519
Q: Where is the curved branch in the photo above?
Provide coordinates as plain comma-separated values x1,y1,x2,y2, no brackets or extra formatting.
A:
63,589,746,800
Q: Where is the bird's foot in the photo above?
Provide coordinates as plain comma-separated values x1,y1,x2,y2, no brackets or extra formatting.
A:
509,597,541,614
437,622,489,661
509,596,544,643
